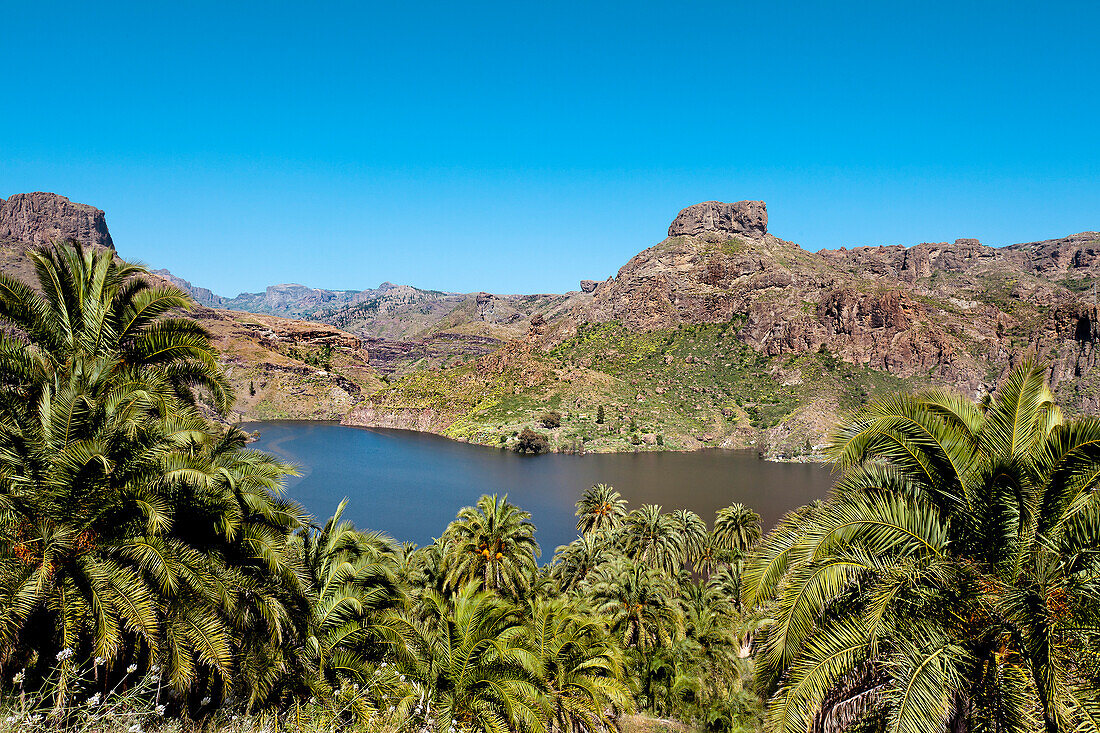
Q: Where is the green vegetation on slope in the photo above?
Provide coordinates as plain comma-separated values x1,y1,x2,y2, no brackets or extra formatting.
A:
368,321,922,456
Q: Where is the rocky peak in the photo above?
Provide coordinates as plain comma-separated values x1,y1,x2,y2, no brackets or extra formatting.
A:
0,192,114,248
667,200,767,239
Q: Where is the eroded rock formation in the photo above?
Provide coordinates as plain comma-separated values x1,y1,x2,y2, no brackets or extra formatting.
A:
667,200,767,239
0,192,114,247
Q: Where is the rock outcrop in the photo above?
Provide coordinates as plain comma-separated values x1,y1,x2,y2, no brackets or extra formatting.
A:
0,192,114,248
341,404,452,432
667,200,767,239
1009,231,1100,277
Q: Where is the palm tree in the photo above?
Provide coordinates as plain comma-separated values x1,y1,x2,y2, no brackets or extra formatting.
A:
550,533,617,594
694,533,729,577
679,579,746,703
743,363,1100,733
156,423,307,705
0,240,232,411
0,395,306,705
0,241,305,708
582,556,683,654
403,582,543,733
575,484,627,537
525,598,633,733
712,502,761,559
443,495,539,597
286,500,405,698
621,504,685,574
670,509,708,567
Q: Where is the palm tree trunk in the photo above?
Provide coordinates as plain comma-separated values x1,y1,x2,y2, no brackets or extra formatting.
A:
948,690,969,733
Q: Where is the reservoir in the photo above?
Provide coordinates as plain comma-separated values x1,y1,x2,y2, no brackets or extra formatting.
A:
246,421,835,553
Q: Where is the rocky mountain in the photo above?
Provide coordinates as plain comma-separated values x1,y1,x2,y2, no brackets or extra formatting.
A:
356,201,1100,456
0,192,382,422
166,270,586,375
194,306,382,422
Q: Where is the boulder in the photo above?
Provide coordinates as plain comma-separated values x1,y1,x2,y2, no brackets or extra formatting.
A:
580,279,598,293
668,200,767,239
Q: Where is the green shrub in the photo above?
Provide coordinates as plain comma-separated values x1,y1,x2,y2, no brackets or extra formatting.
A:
515,427,550,454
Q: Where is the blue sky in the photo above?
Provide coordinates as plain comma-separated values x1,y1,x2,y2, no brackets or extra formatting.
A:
1,1,1097,297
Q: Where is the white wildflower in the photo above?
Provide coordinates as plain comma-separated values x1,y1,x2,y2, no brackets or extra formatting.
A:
55,648,73,661
127,664,138,674
128,725,142,733
12,671,24,684
94,656,105,666
200,696,211,706
155,704,166,716
86,692,102,707
352,683,359,691
150,665,160,673
309,696,317,704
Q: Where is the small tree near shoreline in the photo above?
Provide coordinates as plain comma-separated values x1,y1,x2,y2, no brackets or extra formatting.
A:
515,427,550,454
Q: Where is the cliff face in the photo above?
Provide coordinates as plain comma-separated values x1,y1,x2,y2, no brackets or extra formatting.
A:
0,192,114,248
341,404,452,433
194,307,382,421
667,200,767,238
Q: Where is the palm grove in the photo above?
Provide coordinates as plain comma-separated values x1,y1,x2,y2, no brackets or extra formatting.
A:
0,242,1097,733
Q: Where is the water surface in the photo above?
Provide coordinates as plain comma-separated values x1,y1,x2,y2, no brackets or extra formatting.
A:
246,421,834,553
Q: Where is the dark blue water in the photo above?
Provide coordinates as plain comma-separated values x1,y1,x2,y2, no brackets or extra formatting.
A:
246,421,834,553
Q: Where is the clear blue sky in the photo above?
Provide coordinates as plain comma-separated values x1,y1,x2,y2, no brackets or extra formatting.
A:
2,2,1097,297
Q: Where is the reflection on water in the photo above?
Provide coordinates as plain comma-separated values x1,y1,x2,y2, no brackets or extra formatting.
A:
246,421,835,553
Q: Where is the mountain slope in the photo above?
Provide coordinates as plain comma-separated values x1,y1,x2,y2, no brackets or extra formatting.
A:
351,201,1100,456
0,192,383,421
